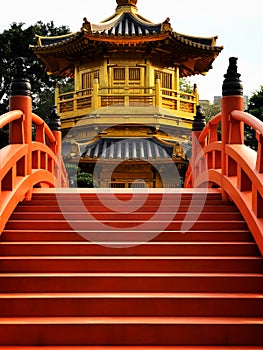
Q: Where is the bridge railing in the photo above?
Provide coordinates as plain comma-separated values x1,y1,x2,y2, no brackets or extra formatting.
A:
0,58,68,233
185,57,263,255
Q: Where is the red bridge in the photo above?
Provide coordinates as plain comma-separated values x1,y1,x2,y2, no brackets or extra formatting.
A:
0,57,263,349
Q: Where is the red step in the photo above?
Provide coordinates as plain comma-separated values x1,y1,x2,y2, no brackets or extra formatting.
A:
0,347,262,350
1,229,253,242
0,292,262,317
0,317,262,346
4,219,248,231
0,241,259,256
0,273,262,293
9,211,244,221
0,256,262,273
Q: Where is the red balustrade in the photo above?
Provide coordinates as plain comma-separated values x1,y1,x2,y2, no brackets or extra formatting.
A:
0,59,68,234
185,58,263,254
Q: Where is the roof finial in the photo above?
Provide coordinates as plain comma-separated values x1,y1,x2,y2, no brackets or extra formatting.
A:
116,0,137,8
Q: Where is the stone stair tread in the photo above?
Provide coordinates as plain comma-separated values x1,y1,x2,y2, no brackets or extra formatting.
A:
0,292,262,298
0,346,261,350
2,229,250,233
0,347,262,350
0,241,255,245
1,272,263,277
0,255,261,259
6,219,246,223
0,316,263,325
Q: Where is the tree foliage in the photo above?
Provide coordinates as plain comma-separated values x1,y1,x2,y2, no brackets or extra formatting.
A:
179,78,193,94
247,86,263,121
64,163,97,188
200,100,221,123
245,85,263,150
0,21,70,116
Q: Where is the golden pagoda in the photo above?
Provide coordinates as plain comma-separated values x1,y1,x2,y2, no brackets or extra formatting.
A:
31,0,223,188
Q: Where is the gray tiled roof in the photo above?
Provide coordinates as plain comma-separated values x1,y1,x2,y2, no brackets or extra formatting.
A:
92,13,161,36
81,138,174,161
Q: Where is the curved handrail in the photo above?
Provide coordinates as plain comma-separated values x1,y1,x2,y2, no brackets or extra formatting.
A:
32,113,56,143
198,113,222,145
0,110,23,129
0,109,68,234
184,113,222,188
185,109,263,255
231,110,263,132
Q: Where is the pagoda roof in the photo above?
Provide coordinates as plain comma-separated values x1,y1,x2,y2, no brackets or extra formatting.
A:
31,0,223,77
80,137,176,161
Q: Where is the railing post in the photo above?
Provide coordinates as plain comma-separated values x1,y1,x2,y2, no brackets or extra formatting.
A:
191,105,206,185
55,83,60,113
155,72,162,107
9,57,33,200
92,72,100,110
47,106,61,155
221,57,244,199
47,106,63,187
193,84,199,114
124,87,129,107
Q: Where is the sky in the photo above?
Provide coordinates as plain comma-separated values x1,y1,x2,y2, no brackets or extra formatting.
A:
1,0,262,102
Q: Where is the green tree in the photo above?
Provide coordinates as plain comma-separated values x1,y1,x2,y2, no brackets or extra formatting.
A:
64,163,97,188
247,86,263,121
179,78,193,94
245,86,263,150
0,21,71,148
200,100,221,123
77,172,96,188
0,21,70,117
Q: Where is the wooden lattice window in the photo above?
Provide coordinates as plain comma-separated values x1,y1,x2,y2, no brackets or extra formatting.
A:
113,68,125,81
81,70,99,90
156,70,172,89
129,68,140,81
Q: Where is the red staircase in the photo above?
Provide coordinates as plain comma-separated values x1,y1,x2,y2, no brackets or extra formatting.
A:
0,189,262,349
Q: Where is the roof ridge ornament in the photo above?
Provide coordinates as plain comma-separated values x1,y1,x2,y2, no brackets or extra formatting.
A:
161,17,173,33
81,17,92,33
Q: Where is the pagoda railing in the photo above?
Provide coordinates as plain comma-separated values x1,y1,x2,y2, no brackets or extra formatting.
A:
185,57,263,256
56,83,197,115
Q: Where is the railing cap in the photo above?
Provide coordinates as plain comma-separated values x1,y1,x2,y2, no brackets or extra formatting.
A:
192,105,206,131
222,57,243,97
47,106,61,131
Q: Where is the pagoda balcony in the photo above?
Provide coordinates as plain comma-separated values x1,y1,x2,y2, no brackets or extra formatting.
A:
55,80,198,120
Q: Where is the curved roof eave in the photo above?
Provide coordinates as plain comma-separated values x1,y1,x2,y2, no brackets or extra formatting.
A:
33,31,223,55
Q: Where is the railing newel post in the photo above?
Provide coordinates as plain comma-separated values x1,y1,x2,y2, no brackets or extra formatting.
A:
192,83,199,114
47,106,63,186
9,57,33,200
191,105,206,185
155,72,162,107
55,83,60,113
221,57,244,200
92,72,100,110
